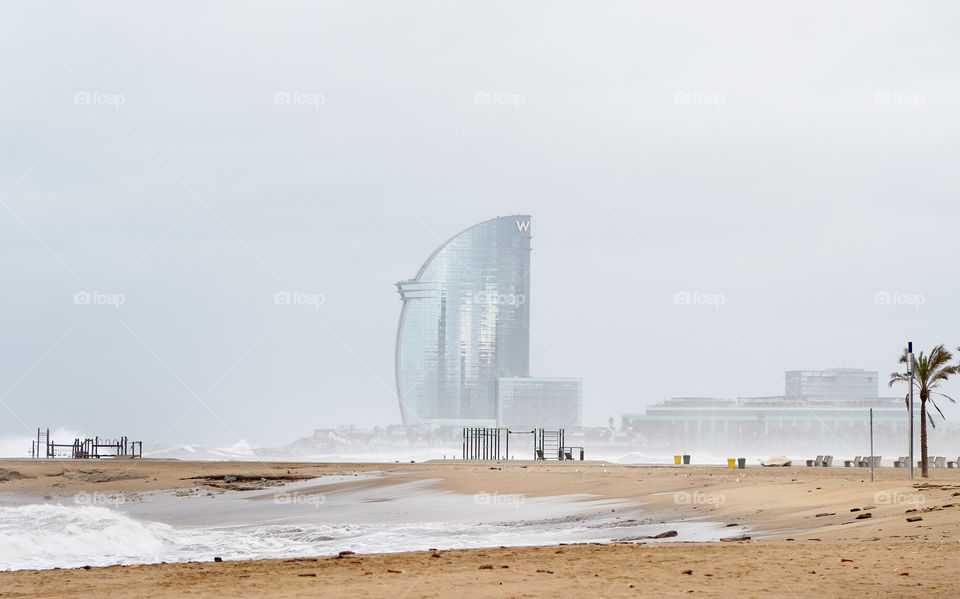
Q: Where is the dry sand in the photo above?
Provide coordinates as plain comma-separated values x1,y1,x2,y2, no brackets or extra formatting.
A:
2,459,959,597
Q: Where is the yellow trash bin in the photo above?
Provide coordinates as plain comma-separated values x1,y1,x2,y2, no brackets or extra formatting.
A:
674,455,682,465
727,458,736,469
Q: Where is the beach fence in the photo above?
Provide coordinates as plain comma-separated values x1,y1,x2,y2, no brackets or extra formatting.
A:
462,427,584,460
29,428,142,459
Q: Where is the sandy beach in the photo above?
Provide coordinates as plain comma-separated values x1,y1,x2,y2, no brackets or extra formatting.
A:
2,459,959,597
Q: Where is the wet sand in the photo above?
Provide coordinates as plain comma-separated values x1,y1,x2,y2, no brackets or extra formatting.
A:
2,459,959,597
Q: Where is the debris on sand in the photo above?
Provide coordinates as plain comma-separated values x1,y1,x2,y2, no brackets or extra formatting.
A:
183,473,316,491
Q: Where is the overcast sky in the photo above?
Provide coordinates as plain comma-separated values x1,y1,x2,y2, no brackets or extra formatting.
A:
1,1,958,447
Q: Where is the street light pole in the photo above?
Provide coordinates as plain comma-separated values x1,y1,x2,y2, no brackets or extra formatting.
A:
908,341,915,481
870,408,875,483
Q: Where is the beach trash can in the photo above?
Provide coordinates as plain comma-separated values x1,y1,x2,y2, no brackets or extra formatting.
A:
727,458,736,469
683,454,691,465
737,458,746,469
674,455,682,465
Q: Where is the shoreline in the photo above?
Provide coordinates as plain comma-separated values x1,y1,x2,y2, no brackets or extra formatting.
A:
3,459,960,596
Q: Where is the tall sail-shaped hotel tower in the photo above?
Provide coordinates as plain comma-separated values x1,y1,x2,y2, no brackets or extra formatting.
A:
395,216,580,430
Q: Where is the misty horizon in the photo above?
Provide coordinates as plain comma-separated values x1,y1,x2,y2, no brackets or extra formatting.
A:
2,2,959,449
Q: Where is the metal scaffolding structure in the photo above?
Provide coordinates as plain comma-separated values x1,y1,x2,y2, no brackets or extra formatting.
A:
461,427,584,460
29,428,142,459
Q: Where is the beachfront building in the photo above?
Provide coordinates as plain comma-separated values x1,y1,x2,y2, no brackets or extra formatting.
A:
395,216,581,431
623,369,915,456
785,368,879,400
497,377,582,430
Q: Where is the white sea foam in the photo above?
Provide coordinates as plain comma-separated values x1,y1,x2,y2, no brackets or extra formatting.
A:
0,500,743,572
0,504,178,570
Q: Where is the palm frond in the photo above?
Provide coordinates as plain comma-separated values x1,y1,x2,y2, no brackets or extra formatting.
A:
930,398,947,421
888,371,910,388
935,391,957,404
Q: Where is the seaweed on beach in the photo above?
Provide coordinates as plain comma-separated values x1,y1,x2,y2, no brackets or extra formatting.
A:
182,473,318,491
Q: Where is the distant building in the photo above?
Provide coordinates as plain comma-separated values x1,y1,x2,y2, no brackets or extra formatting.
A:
624,369,912,455
785,368,879,400
497,377,582,430
394,216,581,430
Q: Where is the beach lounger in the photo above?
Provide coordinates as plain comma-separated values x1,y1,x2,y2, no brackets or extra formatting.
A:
894,456,909,468
935,456,946,468
822,456,833,467
917,457,934,468
949,457,959,468
805,455,824,467
845,456,862,468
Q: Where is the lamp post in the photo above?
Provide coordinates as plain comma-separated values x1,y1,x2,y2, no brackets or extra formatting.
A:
908,341,915,481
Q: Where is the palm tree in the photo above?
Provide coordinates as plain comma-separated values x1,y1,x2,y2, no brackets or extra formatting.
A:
888,345,958,478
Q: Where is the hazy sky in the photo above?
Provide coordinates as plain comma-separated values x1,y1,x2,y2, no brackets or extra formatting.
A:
1,1,958,447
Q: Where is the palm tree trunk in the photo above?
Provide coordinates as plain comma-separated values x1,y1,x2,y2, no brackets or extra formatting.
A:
920,399,929,478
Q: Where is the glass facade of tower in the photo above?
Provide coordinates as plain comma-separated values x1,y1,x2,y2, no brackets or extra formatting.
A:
395,216,532,425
